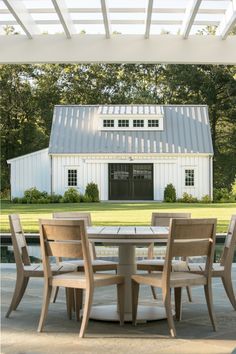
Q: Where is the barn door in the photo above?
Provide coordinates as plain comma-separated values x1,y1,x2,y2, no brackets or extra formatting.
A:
109,163,153,200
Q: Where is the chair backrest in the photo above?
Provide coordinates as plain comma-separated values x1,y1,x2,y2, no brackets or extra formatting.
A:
148,212,191,258
53,212,92,227
220,215,236,271
39,219,93,283
52,212,95,260
8,214,31,270
151,212,191,227
163,218,217,282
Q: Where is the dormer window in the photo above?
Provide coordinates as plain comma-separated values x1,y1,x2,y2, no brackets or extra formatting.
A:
133,120,144,128
100,114,164,131
148,119,159,127
118,119,129,127
103,119,114,128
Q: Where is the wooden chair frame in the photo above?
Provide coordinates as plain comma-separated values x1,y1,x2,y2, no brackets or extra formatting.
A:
6,214,76,318
137,212,191,300
53,211,117,271
38,219,125,338
188,215,236,309
132,218,217,337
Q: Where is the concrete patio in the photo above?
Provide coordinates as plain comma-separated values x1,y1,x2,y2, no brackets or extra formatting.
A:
1,264,236,354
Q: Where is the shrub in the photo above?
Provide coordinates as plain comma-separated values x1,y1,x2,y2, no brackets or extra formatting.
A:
49,193,62,203
163,183,176,202
201,195,212,203
62,188,80,203
178,192,198,203
24,187,49,203
213,188,231,202
85,182,100,202
80,194,93,203
12,197,19,203
231,176,236,197
0,189,10,200
37,198,50,204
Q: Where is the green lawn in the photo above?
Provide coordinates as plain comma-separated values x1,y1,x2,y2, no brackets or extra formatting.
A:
1,200,235,233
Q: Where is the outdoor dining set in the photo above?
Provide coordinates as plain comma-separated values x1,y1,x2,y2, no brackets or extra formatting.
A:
5,212,236,339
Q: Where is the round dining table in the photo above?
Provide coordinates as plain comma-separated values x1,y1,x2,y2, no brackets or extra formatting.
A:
87,225,169,322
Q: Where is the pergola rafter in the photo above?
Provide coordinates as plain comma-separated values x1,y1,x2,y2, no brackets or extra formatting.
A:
100,0,111,39
51,0,76,39
145,0,153,39
2,0,40,39
216,0,236,39
181,0,202,39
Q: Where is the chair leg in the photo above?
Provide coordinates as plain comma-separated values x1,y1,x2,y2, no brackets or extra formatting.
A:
6,274,28,318
79,287,94,338
204,283,217,332
163,287,176,337
13,277,29,310
75,289,83,321
65,288,74,320
148,271,157,299
186,286,192,302
51,286,59,303
117,282,125,325
174,287,182,321
131,279,139,326
221,275,236,310
151,286,158,300
37,282,52,332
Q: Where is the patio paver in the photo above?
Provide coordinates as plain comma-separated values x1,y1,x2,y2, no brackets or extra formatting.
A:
1,264,236,354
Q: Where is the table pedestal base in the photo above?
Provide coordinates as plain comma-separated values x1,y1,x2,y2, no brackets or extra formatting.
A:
90,304,167,322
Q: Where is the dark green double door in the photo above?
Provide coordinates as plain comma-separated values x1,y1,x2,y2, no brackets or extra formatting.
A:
109,163,153,200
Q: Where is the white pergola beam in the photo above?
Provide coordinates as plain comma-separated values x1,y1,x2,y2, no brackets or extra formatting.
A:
181,0,202,39
0,19,221,27
145,0,153,39
0,34,236,65
51,0,76,39
216,0,236,39
100,0,111,39
2,0,40,39
0,7,226,15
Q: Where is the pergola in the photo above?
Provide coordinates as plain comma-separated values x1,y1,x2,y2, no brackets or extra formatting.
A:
0,0,236,65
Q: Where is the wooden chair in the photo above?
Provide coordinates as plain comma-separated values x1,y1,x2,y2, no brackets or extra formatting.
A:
38,219,125,337
53,212,118,272
5,214,76,318
132,218,217,337
137,212,191,300
187,215,236,310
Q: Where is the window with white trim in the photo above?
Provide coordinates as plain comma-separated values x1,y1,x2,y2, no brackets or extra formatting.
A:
185,169,194,186
133,119,144,128
148,119,159,127
103,119,114,128
99,115,164,130
118,119,129,127
67,169,78,187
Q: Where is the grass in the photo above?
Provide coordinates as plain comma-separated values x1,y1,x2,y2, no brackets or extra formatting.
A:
1,200,235,233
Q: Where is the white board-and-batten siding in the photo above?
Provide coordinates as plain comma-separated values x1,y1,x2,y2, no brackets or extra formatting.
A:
8,149,50,198
52,154,212,201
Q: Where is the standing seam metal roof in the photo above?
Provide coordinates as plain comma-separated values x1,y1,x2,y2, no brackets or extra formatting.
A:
48,105,213,154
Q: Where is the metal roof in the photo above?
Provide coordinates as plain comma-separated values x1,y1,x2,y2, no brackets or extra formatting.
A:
48,105,213,155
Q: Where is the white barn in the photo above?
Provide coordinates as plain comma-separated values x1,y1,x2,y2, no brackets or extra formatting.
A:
7,105,213,201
